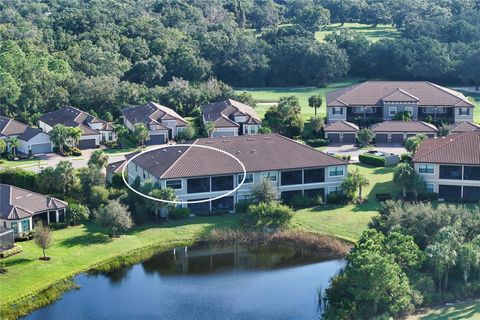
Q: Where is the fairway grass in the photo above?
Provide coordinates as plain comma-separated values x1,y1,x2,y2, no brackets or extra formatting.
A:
315,23,400,42
0,164,393,316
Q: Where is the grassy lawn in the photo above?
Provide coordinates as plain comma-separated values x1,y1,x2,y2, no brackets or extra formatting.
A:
457,89,480,123
103,146,140,155
408,300,480,319
0,163,391,313
0,158,46,169
315,23,400,43
236,78,361,120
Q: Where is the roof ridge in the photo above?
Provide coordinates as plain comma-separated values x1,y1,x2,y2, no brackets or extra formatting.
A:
160,143,196,179
0,118,12,134
426,82,474,107
413,133,467,162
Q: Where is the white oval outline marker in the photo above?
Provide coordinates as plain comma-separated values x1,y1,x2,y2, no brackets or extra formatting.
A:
121,143,246,204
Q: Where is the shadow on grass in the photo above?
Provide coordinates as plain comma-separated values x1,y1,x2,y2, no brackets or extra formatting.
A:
60,232,112,247
418,301,480,319
4,258,34,267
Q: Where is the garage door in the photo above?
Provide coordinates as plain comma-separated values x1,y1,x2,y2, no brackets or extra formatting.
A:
391,134,404,143
30,143,52,154
212,130,236,138
343,133,356,143
146,134,166,145
328,133,341,143
375,134,388,143
78,139,96,149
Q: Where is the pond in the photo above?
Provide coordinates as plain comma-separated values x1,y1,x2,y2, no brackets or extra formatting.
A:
24,243,345,320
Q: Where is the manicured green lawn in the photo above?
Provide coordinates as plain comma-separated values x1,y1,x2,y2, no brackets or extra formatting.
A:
408,300,480,319
0,158,46,169
103,147,140,155
0,163,390,313
315,23,400,43
236,79,361,120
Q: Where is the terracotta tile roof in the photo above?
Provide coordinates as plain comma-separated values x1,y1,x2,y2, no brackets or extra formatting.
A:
0,184,67,220
202,99,261,128
122,102,187,127
413,131,480,165
106,152,140,174
450,121,480,133
324,121,359,132
214,115,240,128
39,106,106,136
132,134,347,179
371,121,438,133
327,81,475,108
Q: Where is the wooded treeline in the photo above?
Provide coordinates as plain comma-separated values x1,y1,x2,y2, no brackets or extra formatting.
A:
0,0,479,122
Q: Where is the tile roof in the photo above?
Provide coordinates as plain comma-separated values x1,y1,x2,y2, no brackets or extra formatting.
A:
39,106,107,136
371,121,438,133
0,116,44,141
324,121,359,132
122,102,187,127
450,121,480,133
0,184,67,220
202,99,262,128
132,134,347,179
413,131,480,165
106,152,140,174
326,81,475,108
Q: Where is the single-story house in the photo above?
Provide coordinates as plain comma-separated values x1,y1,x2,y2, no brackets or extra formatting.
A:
413,131,480,202
326,81,474,124
324,121,359,143
371,121,438,144
122,102,188,145
202,99,262,137
450,121,480,134
128,134,348,213
39,106,116,149
0,116,53,155
0,184,68,236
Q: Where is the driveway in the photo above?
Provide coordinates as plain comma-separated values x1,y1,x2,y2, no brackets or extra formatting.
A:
325,143,406,162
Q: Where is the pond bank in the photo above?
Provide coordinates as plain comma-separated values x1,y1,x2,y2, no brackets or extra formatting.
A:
1,225,351,320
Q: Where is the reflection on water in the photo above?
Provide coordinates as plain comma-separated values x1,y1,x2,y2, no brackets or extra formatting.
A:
25,243,345,320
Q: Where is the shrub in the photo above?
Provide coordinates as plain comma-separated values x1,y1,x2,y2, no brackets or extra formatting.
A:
243,202,293,230
416,192,439,201
358,153,386,167
376,193,393,202
48,222,68,230
89,185,110,207
0,245,22,259
326,193,350,204
169,207,191,220
400,153,411,162
67,203,91,225
0,168,38,191
291,194,312,208
335,154,351,161
305,138,329,147
110,173,126,188
235,200,253,213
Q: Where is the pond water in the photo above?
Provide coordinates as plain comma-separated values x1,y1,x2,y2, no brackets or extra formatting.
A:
25,243,345,320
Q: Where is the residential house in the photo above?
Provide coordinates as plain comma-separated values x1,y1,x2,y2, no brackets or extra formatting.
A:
324,121,359,143
39,106,116,149
202,99,262,137
0,116,53,155
413,131,480,202
0,184,68,236
122,102,188,145
449,121,480,134
127,134,348,213
371,121,438,144
326,81,474,125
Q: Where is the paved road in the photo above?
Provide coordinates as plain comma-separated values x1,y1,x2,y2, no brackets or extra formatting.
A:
325,143,406,162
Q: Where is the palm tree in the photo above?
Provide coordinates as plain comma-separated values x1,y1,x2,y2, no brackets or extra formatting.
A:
149,188,178,221
53,160,76,195
114,124,129,148
6,137,19,159
50,124,69,155
393,163,416,198
67,127,83,148
88,149,109,169
204,121,215,137
0,139,6,155
133,123,149,146
353,169,370,200
404,134,427,156
308,94,322,116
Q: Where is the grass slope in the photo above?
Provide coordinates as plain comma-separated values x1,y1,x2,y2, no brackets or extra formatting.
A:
315,23,400,42
408,300,480,319
0,164,392,313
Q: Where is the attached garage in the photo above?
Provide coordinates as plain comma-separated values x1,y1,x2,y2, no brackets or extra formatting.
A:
146,134,166,145
327,133,341,143
342,133,356,143
78,139,96,149
375,134,388,143
391,134,404,143
30,143,52,154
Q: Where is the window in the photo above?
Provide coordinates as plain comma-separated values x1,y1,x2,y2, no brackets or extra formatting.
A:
250,126,256,134
332,107,343,115
329,166,344,177
353,107,363,114
329,186,341,195
304,168,325,183
211,175,234,192
439,165,462,180
21,219,30,232
426,183,435,193
389,107,397,117
437,107,446,114
166,179,182,189
187,177,210,194
238,173,254,184
424,107,435,114
405,107,414,115
238,194,252,202
459,108,470,116
281,170,303,186
464,166,480,181
262,171,277,182
418,164,434,174
11,222,18,234
211,196,234,212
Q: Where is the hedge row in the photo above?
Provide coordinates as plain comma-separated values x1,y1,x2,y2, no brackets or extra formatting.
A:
0,245,22,259
358,153,386,167
305,138,329,148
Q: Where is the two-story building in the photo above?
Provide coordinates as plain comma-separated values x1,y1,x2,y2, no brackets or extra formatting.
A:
121,102,188,145
202,99,262,137
413,131,480,202
127,134,348,213
0,116,53,155
0,184,68,236
39,106,116,149
326,81,474,125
